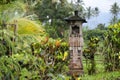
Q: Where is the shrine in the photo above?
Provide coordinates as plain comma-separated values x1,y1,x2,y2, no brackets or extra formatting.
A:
64,10,86,76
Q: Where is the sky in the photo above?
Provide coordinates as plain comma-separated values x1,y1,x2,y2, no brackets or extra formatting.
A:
68,0,120,29
83,0,120,13
83,0,120,29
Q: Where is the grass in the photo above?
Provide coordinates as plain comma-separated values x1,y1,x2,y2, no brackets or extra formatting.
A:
81,71,120,80
83,54,104,73
81,54,120,80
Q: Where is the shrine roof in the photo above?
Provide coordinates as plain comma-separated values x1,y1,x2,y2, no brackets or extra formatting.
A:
64,11,87,23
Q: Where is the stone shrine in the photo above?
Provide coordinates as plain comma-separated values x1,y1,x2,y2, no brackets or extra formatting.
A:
65,10,86,76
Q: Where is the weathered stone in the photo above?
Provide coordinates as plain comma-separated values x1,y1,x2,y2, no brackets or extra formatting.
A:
65,10,86,76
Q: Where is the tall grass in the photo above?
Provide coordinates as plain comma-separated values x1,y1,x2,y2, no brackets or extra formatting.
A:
82,54,120,80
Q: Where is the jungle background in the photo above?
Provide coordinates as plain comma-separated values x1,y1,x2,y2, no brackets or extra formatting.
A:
0,0,120,80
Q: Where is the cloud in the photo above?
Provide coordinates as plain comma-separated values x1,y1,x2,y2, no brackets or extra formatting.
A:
68,0,120,29
83,0,120,13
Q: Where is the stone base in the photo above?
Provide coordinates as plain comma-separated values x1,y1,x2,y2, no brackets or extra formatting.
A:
69,69,84,76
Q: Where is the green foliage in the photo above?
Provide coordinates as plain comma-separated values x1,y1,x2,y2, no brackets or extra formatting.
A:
16,18,45,35
34,0,73,38
110,2,120,17
0,23,70,79
44,25,59,38
85,6,99,19
110,2,120,24
83,29,105,41
83,37,99,75
0,56,21,80
0,2,70,77
0,28,16,56
34,0,72,24
95,23,107,30
31,38,70,79
0,0,16,4
1,0,120,79
103,22,120,71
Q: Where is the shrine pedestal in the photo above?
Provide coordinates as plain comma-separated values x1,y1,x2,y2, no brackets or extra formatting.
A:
69,58,83,76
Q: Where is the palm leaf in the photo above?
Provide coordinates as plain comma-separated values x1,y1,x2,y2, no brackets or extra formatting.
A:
10,18,45,35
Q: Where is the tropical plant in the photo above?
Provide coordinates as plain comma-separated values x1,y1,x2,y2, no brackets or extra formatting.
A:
110,2,120,24
94,7,99,17
103,22,120,71
34,0,74,38
0,56,21,80
83,29,105,41
0,0,16,4
85,7,99,19
96,23,106,30
0,20,70,79
85,7,93,20
83,37,99,75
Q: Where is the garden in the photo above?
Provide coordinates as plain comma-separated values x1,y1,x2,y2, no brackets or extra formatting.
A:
0,0,120,80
